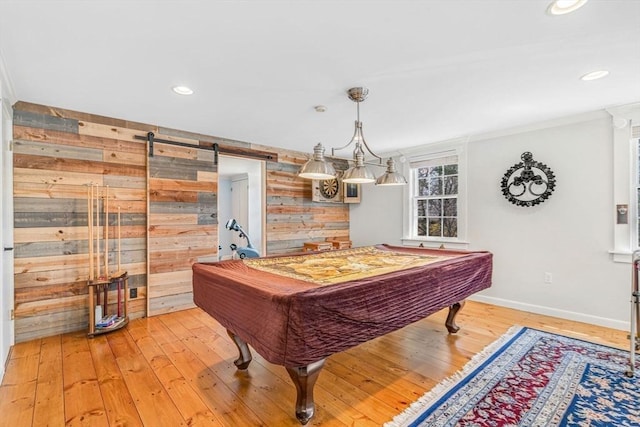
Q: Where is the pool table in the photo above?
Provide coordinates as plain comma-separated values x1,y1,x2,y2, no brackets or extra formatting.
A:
192,244,492,424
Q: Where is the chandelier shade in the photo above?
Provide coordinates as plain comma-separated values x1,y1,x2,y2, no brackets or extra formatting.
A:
342,149,376,184
298,143,337,180
376,158,407,186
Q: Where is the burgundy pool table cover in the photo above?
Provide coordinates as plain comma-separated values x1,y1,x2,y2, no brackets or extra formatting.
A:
192,244,492,367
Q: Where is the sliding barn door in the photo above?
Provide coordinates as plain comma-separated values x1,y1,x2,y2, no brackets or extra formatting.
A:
147,140,217,316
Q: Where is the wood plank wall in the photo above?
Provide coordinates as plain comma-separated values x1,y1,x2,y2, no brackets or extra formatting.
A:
265,158,350,254
11,102,350,343
12,103,150,343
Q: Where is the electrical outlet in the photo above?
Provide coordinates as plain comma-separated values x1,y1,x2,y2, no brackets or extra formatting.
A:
130,288,137,299
544,272,552,284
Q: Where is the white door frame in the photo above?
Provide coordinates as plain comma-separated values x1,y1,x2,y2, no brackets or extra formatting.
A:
217,156,265,258
0,94,14,377
0,46,16,377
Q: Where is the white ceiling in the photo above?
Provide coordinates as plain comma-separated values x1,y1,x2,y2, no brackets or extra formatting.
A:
0,0,639,157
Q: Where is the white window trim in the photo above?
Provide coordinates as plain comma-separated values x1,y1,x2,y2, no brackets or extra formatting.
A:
401,139,468,249
608,103,640,263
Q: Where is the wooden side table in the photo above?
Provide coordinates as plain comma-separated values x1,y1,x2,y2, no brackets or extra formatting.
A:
303,242,334,252
326,238,352,249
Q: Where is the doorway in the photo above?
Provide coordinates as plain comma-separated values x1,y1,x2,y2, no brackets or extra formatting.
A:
217,156,265,260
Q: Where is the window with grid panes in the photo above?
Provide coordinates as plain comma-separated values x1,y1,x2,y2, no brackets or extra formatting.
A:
609,106,640,263
411,155,458,238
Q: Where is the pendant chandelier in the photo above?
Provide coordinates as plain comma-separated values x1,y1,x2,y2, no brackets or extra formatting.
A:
298,87,407,186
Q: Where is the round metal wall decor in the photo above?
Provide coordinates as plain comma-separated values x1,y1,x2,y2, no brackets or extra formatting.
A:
500,152,556,207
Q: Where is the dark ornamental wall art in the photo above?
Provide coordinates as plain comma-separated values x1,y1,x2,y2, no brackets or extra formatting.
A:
501,152,556,207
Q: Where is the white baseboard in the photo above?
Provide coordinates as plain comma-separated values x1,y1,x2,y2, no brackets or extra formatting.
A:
469,294,629,332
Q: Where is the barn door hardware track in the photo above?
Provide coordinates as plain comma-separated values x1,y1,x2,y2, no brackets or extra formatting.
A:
134,132,277,164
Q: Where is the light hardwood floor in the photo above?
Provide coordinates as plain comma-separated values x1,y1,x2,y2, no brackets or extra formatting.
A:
0,301,630,426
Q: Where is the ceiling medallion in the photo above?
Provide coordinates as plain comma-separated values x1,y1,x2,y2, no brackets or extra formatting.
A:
501,152,556,207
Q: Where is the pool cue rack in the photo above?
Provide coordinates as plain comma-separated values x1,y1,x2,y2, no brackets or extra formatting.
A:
87,184,129,337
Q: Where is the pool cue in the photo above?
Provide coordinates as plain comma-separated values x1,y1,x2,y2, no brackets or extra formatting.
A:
118,206,121,274
87,185,93,280
117,206,123,317
95,184,101,279
103,283,108,315
104,185,109,279
117,276,122,317
95,185,103,317
104,185,109,278
104,185,111,316
89,183,104,316
96,283,101,310
91,184,95,280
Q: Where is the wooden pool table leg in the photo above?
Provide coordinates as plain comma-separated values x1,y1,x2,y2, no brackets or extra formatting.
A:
445,300,466,333
285,359,326,425
227,329,253,370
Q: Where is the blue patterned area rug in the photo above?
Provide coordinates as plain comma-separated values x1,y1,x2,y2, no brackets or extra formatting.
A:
386,326,639,427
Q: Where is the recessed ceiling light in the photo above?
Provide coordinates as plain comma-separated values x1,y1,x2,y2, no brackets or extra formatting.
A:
172,85,194,95
546,0,588,15
580,70,609,81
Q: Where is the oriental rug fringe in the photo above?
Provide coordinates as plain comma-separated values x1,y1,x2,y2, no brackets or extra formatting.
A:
385,326,640,427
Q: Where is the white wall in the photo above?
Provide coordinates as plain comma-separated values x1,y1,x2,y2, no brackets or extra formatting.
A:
351,111,631,330
350,183,404,247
